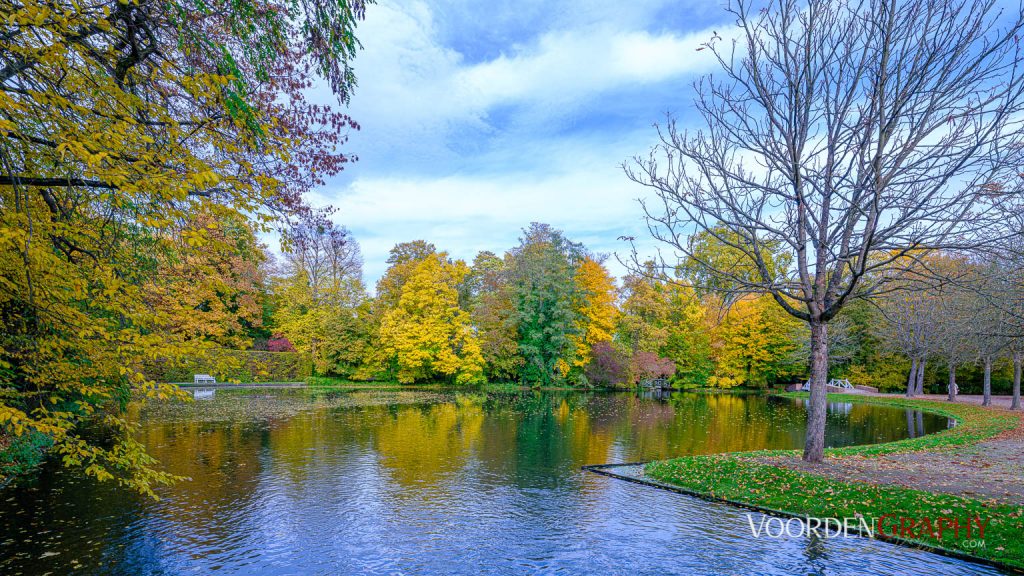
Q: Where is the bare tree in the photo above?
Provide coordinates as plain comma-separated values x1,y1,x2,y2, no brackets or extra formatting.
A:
1012,339,1023,410
1000,205,1024,410
967,261,1015,405
282,217,363,306
995,256,1024,410
626,0,1024,461
966,204,1024,409
933,280,977,402
878,286,942,397
1010,270,1024,410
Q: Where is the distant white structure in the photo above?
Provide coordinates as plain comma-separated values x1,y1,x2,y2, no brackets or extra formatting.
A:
193,374,216,385
801,378,853,391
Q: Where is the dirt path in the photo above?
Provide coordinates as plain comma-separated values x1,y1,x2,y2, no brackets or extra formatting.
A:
763,400,1024,505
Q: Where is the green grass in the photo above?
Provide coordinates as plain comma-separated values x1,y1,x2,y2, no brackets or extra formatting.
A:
644,393,1024,570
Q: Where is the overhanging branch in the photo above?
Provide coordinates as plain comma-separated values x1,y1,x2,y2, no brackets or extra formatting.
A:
0,176,118,189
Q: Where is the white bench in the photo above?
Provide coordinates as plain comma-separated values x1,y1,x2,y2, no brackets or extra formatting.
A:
193,374,216,385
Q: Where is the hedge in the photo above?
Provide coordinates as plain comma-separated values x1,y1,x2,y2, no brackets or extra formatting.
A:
142,349,312,383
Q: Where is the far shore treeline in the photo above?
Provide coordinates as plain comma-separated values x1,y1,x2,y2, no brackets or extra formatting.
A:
231,220,1023,400
260,222,798,389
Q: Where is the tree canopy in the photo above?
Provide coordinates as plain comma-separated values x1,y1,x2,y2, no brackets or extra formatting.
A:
0,0,370,495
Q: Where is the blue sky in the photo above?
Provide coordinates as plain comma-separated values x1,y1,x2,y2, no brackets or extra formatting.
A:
308,0,731,285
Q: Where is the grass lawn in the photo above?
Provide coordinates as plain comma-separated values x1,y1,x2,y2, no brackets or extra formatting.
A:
644,393,1024,570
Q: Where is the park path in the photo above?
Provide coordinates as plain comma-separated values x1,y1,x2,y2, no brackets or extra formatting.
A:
876,393,1022,410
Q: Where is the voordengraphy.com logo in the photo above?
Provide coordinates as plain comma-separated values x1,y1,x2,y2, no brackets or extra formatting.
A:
746,514,990,545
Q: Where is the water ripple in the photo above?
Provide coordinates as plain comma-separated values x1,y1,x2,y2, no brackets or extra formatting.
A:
0,390,1003,575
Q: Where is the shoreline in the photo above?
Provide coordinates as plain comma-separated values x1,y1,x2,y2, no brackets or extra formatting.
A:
583,461,1016,574
633,393,1024,571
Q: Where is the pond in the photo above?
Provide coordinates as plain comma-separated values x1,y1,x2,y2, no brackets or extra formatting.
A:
0,389,1004,575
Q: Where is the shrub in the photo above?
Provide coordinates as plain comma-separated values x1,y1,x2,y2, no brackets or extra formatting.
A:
0,430,52,478
585,342,628,387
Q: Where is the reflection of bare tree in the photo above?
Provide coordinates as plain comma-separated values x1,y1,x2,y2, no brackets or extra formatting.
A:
802,526,829,566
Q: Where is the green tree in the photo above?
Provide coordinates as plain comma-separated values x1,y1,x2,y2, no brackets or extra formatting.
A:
662,283,715,387
509,224,583,386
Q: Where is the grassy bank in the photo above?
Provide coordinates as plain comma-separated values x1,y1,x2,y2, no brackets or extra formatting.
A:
644,394,1024,570
776,393,1017,456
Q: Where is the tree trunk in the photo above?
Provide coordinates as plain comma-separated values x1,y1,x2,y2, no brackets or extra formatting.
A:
906,409,916,438
916,357,926,395
803,321,828,463
982,356,992,406
905,358,918,397
947,364,957,402
1013,353,1021,411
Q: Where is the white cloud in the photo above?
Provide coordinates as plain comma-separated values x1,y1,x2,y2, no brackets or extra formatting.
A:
313,0,731,285
457,29,720,109
327,136,660,285
339,0,725,170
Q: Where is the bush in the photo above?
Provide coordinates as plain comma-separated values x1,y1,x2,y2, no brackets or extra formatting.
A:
585,342,628,387
0,430,52,478
633,351,676,382
267,336,296,352
841,362,905,392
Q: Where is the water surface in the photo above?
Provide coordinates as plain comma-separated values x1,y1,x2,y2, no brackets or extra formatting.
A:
0,389,1003,575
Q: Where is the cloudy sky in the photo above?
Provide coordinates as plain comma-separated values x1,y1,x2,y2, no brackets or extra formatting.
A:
309,0,730,285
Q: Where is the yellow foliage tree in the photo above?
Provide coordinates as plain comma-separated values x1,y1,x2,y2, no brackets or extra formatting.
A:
708,295,802,388
617,264,671,356
570,257,618,369
0,0,368,495
145,212,269,351
272,222,368,376
377,254,486,385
